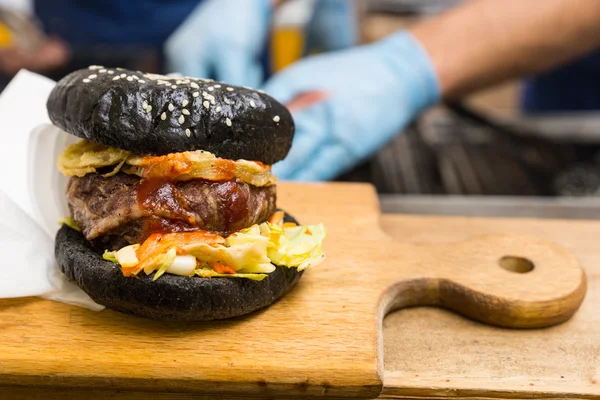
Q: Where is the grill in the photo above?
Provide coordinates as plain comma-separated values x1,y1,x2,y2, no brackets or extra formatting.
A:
336,104,600,197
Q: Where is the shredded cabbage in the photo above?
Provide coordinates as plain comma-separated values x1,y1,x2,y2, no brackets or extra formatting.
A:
167,255,197,276
103,244,140,266
255,222,327,271
98,219,326,281
152,248,177,281
181,232,275,274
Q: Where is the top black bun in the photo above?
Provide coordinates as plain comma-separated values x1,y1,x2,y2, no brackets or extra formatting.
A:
46,66,294,164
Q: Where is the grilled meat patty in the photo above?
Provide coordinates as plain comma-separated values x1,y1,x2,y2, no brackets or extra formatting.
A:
67,173,276,250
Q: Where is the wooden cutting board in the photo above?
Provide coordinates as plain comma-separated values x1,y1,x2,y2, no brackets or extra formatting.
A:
0,182,587,399
380,213,600,399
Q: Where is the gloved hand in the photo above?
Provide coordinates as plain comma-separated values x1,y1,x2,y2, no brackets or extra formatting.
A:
262,31,440,181
164,0,271,88
304,0,359,54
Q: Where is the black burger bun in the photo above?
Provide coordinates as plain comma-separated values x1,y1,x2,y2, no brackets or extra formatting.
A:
54,213,304,321
46,67,294,165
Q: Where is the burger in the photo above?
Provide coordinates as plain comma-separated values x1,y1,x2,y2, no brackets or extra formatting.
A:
50,66,326,321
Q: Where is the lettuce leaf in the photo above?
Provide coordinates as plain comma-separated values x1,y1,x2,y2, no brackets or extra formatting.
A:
102,250,118,263
59,216,80,231
195,269,267,281
262,222,327,271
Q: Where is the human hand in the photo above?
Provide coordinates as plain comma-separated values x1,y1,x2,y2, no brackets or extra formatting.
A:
305,0,359,54
164,0,272,88
0,37,69,76
261,31,440,181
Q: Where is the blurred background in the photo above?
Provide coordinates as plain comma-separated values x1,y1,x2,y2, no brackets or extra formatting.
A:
1,0,599,218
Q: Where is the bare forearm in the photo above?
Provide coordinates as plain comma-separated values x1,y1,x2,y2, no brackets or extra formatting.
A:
410,0,600,99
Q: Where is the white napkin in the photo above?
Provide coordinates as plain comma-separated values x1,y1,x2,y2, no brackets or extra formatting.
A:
0,69,103,310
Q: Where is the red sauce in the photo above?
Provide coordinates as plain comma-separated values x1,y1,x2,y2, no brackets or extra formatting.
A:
210,158,237,181
138,179,178,213
137,178,195,239
138,152,268,182
213,180,249,228
143,217,196,235
134,152,260,239
253,161,268,169
211,262,236,274
140,153,194,180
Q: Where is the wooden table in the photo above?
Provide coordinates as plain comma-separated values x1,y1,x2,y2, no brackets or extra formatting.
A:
380,214,600,399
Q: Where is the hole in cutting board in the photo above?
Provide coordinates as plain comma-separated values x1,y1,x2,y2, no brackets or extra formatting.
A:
498,256,534,273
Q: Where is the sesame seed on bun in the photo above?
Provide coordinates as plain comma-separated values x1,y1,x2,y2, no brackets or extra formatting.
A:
46,67,294,164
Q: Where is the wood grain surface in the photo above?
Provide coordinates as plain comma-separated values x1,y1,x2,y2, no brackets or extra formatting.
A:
0,183,589,399
380,214,600,399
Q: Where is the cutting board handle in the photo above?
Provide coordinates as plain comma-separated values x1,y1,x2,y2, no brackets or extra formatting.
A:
381,234,587,328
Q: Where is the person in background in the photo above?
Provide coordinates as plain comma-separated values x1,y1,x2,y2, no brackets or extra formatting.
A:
0,0,343,85
4,0,599,183
260,0,600,181
165,0,356,88
0,0,355,94
31,0,208,78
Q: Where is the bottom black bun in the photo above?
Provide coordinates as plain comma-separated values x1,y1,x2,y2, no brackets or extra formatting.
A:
55,213,304,321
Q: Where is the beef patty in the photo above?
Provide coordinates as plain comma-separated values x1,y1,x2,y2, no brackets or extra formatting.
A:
66,173,276,250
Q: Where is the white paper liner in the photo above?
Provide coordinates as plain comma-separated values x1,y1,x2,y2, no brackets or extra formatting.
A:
0,69,103,310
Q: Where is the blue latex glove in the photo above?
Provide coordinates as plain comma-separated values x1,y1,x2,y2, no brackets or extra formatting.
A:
261,31,440,181
305,0,359,54
164,0,271,88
